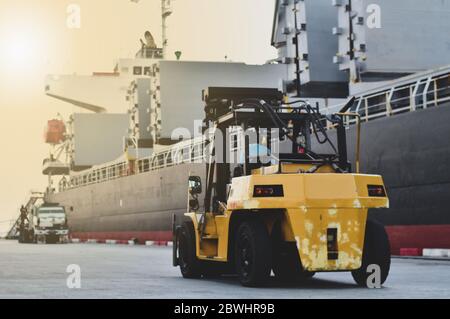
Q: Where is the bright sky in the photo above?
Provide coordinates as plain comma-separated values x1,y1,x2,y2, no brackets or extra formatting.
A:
0,0,277,235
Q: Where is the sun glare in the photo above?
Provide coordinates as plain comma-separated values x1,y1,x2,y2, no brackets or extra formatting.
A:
1,30,43,72
6,37,32,63
0,11,49,77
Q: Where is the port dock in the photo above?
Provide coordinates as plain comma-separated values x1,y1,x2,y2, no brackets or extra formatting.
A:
2,0,450,300
1,240,449,299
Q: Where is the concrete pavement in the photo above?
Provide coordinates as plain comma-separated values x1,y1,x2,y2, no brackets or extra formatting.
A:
0,240,449,299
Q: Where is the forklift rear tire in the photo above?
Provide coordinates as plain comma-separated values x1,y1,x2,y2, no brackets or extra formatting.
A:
271,223,315,282
235,219,272,287
351,219,391,287
178,221,202,279
271,222,301,282
298,271,316,280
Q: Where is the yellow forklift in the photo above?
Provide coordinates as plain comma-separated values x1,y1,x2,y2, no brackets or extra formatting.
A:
173,87,390,287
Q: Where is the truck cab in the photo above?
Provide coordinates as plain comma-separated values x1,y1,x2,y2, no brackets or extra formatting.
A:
32,205,69,244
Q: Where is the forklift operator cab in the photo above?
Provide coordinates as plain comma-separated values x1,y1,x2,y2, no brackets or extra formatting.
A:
174,87,390,288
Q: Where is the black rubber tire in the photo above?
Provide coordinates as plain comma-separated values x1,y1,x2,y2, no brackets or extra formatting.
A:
177,221,202,279
235,219,272,287
46,236,58,244
29,230,34,244
18,232,24,244
201,263,226,278
352,219,391,287
271,222,315,282
20,230,32,244
271,222,301,282
298,271,316,280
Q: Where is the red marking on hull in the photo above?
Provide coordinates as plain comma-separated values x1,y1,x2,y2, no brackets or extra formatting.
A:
387,225,450,255
399,248,422,256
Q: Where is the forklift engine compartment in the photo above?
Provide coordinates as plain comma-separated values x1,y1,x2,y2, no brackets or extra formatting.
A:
173,87,390,287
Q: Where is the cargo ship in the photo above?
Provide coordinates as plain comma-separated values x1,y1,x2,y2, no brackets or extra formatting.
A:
26,0,450,254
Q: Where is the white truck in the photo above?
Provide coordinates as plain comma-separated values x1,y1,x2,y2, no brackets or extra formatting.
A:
19,203,69,244
32,204,69,244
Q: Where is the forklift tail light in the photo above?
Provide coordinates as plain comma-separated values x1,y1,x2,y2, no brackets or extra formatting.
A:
368,185,386,197
253,185,284,197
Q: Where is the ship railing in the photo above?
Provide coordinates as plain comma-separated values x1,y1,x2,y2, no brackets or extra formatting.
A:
61,137,208,191
137,137,207,173
64,161,129,190
325,70,450,127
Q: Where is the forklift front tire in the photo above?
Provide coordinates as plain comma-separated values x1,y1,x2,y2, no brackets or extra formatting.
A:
177,221,202,279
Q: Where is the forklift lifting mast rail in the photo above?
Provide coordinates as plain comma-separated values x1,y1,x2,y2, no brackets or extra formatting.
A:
173,87,390,287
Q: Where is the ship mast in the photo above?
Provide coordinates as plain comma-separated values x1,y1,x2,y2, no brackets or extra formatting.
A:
132,0,172,59
161,0,172,59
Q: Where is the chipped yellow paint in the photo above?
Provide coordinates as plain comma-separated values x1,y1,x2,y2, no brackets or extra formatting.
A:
301,238,310,255
243,199,261,209
305,221,314,236
285,207,368,271
295,236,301,250
328,209,338,216
341,232,350,244
353,199,362,208
350,243,363,255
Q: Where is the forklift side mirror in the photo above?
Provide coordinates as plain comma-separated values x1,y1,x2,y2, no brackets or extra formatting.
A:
188,176,202,194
